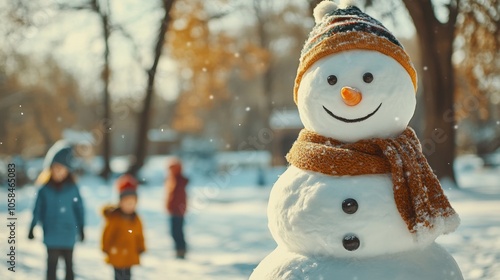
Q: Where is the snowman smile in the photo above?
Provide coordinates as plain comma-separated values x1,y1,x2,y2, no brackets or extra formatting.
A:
322,103,382,123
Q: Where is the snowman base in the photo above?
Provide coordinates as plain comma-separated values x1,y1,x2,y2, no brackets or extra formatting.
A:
250,243,463,280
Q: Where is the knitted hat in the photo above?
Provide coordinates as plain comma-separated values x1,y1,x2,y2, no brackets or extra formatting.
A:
168,157,183,174
43,140,74,171
294,0,417,103
116,174,138,199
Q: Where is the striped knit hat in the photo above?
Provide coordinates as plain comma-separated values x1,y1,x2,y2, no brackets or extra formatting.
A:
294,0,417,103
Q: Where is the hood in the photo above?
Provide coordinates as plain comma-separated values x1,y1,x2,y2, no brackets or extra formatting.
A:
102,205,119,218
102,205,136,220
43,140,74,170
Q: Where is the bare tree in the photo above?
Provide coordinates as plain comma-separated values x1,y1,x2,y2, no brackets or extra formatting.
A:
57,0,114,178
128,0,176,175
90,0,113,179
253,0,273,130
402,0,459,182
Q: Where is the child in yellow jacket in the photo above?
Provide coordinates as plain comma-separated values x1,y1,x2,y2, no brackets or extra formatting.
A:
101,174,145,280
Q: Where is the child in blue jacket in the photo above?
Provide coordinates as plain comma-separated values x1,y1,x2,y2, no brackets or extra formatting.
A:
28,140,85,280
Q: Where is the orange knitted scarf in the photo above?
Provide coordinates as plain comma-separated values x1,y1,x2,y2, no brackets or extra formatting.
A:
286,127,459,235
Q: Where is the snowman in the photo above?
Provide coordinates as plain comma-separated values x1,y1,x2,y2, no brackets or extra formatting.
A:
250,1,463,279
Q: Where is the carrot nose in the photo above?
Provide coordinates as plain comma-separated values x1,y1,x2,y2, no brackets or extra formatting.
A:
341,86,362,106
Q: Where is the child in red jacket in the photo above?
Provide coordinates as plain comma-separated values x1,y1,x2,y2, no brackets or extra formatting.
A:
165,158,188,259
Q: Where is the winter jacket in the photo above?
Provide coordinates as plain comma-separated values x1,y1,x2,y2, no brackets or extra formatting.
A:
30,180,85,248
101,206,145,269
165,174,188,216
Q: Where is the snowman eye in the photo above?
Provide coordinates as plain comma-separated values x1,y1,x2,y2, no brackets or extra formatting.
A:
327,75,338,85
363,72,374,83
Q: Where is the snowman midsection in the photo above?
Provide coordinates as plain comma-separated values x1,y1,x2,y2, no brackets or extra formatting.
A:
267,165,438,258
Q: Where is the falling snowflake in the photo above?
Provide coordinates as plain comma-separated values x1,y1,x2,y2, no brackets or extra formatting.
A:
209,95,214,100
245,107,251,112
73,197,78,202
60,207,66,213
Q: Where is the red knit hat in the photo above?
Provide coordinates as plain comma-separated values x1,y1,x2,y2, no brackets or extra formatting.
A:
116,174,138,199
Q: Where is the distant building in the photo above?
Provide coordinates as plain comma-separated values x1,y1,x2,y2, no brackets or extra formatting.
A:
269,109,303,166
147,128,179,155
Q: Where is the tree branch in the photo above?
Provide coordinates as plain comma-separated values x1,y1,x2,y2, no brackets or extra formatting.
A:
112,25,144,66
57,3,93,11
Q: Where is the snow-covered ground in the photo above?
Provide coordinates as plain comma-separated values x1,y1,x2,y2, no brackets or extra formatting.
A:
0,155,499,280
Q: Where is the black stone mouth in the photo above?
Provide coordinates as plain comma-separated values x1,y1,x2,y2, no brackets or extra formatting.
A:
322,103,382,123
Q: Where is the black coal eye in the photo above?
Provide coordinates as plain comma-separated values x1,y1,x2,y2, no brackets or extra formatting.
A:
327,75,337,85
363,72,373,83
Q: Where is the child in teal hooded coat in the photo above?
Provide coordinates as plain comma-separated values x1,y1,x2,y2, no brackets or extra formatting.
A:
28,140,85,280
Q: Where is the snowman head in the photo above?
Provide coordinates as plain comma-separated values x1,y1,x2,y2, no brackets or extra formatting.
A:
295,0,418,142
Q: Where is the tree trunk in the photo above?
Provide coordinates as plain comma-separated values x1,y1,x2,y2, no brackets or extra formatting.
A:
403,0,458,184
254,0,273,134
33,106,54,150
100,11,112,179
128,0,175,175
258,25,273,131
92,0,112,179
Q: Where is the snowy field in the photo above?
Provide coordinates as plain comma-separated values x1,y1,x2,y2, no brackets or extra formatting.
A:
0,155,499,280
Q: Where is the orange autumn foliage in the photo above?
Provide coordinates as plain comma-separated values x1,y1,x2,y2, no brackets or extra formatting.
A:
166,0,269,134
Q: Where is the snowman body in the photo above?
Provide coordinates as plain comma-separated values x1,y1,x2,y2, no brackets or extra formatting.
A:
267,166,426,258
249,166,463,279
250,4,463,277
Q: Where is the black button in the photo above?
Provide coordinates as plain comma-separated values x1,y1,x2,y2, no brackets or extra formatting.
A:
343,235,360,251
342,198,358,214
